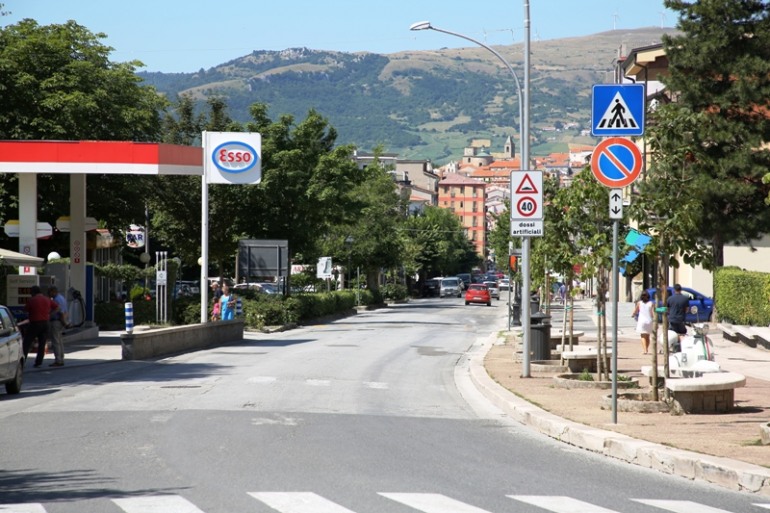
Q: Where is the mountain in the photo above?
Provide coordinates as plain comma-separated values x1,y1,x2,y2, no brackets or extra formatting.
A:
138,27,671,164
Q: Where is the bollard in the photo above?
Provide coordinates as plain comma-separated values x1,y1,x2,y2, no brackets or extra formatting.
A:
235,297,243,317
124,302,134,334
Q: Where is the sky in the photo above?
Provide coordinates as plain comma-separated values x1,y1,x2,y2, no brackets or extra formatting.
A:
4,1,678,73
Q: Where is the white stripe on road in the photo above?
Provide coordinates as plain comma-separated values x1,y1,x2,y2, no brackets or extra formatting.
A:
0,505,46,513
249,492,357,513
633,499,745,512
305,379,331,386
112,495,205,513
380,493,493,513
754,505,770,510
363,381,388,389
247,376,277,384
509,495,621,513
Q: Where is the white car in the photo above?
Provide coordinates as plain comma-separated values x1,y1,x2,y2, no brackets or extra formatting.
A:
498,279,511,292
0,305,24,395
439,277,462,298
483,280,500,299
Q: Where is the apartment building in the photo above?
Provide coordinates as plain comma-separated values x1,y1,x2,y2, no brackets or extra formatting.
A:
438,173,487,256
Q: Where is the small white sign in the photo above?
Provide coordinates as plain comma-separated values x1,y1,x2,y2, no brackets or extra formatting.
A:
609,188,623,220
156,270,167,286
510,220,544,237
316,257,333,279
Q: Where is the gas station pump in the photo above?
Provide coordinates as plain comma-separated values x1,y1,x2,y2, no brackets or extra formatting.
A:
44,261,94,327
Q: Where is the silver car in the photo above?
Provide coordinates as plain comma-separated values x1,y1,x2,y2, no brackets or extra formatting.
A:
0,305,24,395
439,277,462,298
483,280,500,299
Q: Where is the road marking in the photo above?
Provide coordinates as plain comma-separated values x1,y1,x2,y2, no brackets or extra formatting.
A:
633,499,744,512
112,495,205,513
380,493,493,512
249,492,357,513
305,379,331,386
363,381,388,389
754,504,770,510
509,495,621,512
0,505,46,513
247,376,277,384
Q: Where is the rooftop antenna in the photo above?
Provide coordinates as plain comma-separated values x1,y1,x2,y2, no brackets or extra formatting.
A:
612,11,620,30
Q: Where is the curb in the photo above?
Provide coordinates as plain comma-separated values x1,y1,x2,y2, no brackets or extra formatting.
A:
467,333,770,496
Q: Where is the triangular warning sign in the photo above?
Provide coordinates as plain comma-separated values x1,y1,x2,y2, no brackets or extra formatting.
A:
596,92,638,130
515,173,539,194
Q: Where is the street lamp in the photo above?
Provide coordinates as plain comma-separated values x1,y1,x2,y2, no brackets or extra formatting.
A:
409,21,523,147
345,236,354,289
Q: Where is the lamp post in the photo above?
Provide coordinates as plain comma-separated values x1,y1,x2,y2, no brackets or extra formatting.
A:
345,236,354,289
411,5,532,376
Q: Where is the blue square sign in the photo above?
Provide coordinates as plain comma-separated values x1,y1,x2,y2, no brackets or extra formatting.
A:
591,84,645,136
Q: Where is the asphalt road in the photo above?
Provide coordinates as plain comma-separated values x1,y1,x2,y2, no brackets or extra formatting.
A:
0,298,761,513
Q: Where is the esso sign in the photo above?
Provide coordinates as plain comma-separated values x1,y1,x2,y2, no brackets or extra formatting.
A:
212,141,259,174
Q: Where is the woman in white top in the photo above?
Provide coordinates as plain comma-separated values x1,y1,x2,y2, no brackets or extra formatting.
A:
632,290,654,354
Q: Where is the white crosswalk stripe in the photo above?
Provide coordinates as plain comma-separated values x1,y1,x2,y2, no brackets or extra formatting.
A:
249,492,357,513
380,493,493,512
2,493,767,512
112,495,206,513
0,505,46,513
633,499,748,513
508,495,621,513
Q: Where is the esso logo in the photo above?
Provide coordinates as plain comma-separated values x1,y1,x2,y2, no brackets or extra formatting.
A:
212,141,259,174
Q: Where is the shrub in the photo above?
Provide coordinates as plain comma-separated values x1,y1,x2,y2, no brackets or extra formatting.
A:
381,283,408,301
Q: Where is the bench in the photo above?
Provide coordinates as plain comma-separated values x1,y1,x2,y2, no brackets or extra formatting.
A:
549,330,584,350
664,371,746,414
561,347,612,373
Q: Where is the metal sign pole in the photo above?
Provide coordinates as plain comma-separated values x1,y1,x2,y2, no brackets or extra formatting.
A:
611,219,619,424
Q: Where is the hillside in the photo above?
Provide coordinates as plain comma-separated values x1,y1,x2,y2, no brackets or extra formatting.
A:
139,27,671,163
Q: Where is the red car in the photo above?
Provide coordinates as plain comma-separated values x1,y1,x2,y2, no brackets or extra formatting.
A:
465,284,491,306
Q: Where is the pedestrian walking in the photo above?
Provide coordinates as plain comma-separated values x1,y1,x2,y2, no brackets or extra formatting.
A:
219,283,236,321
23,285,59,368
667,284,689,349
632,290,654,354
48,286,69,367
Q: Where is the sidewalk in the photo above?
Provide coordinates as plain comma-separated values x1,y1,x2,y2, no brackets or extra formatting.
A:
471,297,770,495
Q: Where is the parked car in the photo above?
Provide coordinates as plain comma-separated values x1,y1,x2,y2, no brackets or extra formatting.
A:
456,273,472,289
483,280,500,299
498,279,511,292
439,277,462,298
646,286,715,323
465,284,492,306
422,278,441,297
0,305,24,395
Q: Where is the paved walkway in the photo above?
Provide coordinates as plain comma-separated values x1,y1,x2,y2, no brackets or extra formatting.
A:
471,297,770,496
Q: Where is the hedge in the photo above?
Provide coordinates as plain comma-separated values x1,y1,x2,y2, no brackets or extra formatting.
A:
714,267,770,326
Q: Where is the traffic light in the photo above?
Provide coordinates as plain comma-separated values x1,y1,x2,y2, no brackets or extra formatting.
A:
509,255,518,273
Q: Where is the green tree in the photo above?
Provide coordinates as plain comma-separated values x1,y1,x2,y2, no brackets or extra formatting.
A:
658,0,770,268
0,19,167,242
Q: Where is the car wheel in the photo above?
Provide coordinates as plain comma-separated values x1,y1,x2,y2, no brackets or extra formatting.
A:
486,302,491,306
465,301,469,305
5,360,23,395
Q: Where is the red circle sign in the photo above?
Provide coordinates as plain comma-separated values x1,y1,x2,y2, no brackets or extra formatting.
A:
516,196,537,217
590,137,643,188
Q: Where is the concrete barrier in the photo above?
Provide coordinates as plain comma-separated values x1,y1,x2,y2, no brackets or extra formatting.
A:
120,320,244,360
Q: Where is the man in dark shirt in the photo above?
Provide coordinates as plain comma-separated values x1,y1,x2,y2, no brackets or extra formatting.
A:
23,285,59,368
667,284,690,350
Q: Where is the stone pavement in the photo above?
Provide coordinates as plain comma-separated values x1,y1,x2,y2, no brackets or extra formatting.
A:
469,297,770,496
31,302,770,495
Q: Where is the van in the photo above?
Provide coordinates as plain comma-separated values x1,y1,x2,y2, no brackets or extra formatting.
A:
440,277,462,298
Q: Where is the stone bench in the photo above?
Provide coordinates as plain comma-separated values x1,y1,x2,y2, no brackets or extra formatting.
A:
549,330,584,350
561,347,612,373
664,371,746,414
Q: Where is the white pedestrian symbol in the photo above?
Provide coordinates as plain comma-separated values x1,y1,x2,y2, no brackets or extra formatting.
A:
597,92,638,130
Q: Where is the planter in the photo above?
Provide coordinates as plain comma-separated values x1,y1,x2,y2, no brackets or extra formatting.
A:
531,360,569,374
760,422,770,445
553,373,640,390
600,391,670,413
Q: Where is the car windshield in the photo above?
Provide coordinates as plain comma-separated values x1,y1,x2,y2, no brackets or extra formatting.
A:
442,279,459,286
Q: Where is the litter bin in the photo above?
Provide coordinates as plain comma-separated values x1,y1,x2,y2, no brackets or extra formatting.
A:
530,311,552,361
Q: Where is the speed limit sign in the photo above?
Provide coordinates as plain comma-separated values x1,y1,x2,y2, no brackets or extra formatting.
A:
510,171,543,221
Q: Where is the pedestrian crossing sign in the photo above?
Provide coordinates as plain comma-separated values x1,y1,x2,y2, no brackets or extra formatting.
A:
591,84,645,136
